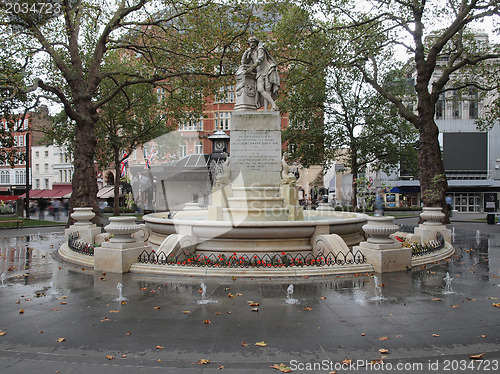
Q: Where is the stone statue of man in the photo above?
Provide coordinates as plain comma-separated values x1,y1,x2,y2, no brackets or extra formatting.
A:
239,36,280,111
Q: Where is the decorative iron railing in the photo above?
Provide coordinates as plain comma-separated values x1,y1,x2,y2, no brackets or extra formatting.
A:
68,232,95,256
138,250,366,268
411,232,445,257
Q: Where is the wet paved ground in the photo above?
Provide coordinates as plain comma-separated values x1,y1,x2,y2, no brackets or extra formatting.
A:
0,218,498,373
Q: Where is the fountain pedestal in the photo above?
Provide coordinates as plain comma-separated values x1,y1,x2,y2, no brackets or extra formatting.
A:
355,216,411,273
94,217,149,273
414,207,451,244
65,207,101,244
207,111,303,222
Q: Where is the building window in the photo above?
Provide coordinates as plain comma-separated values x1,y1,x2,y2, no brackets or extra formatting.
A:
35,151,39,158
194,143,203,154
452,192,480,213
469,101,478,119
0,171,9,184
156,87,166,103
59,170,63,182
44,150,49,157
180,144,187,158
468,87,478,119
435,97,445,119
215,86,235,103
215,112,231,130
17,155,25,165
35,179,40,189
64,170,68,182
452,100,462,119
179,117,203,131
15,170,25,184
44,179,49,189
35,164,39,173
44,163,49,173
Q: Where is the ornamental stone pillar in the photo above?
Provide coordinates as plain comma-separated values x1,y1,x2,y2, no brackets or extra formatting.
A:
94,216,150,273
354,216,412,273
64,207,101,244
414,207,451,244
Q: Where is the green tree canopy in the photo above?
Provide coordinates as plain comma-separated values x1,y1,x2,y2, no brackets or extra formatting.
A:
294,0,499,220
0,0,268,224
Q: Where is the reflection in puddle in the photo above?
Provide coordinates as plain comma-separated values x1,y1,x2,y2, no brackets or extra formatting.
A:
0,228,496,311
0,232,65,286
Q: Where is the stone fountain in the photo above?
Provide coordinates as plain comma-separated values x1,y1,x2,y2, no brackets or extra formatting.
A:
143,37,367,259
58,38,455,276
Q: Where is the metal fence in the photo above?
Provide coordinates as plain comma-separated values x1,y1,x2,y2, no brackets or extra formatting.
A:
68,232,95,256
138,250,366,268
411,232,445,257
397,224,416,233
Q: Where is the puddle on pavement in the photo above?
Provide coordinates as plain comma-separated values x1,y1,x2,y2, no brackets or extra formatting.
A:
0,229,497,306
0,232,65,287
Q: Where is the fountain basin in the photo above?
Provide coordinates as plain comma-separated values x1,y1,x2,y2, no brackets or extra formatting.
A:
144,210,368,255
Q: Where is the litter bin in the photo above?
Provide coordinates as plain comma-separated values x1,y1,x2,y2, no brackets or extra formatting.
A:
486,213,496,225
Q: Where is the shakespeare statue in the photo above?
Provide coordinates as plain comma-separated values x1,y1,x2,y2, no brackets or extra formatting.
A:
234,36,280,111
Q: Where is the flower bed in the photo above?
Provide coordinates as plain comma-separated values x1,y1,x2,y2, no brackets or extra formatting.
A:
138,250,366,268
68,232,95,256
398,232,445,257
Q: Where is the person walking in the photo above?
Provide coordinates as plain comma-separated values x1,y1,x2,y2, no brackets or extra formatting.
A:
37,198,48,220
374,191,385,217
51,199,61,221
445,194,453,218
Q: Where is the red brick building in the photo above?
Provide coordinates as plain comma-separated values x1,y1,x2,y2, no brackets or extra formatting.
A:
0,106,49,201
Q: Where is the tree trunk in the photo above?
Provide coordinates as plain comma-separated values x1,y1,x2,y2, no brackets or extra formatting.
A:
417,115,449,223
113,147,121,216
68,106,101,226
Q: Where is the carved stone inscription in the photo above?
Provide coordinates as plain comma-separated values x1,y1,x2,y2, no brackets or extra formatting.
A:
231,130,281,171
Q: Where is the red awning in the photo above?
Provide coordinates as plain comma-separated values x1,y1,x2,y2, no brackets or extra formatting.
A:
19,188,72,199
0,195,18,202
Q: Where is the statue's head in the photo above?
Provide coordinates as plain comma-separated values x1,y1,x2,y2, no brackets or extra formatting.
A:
247,36,259,47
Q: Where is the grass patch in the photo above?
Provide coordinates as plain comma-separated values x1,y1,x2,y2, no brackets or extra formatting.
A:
0,216,65,228
365,212,418,218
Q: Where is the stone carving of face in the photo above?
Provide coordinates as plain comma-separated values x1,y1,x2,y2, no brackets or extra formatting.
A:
248,37,259,49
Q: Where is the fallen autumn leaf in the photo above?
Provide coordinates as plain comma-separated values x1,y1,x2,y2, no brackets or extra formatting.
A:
469,353,485,360
270,363,292,372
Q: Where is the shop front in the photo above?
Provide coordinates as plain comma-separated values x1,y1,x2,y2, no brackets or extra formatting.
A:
387,186,421,208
